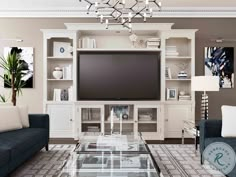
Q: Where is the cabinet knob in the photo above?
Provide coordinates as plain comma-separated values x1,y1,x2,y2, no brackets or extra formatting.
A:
70,119,73,122
165,119,168,122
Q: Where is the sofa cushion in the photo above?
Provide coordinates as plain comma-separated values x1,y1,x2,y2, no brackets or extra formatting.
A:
0,106,23,133
0,128,47,157
221,105,236,137
0,148,10,167
205,137,236,149
17,105,30,128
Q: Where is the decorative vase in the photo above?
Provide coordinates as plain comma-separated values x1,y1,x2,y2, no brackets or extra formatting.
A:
53,67,63,79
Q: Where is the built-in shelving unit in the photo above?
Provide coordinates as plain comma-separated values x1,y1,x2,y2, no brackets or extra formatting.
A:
41,23,197,140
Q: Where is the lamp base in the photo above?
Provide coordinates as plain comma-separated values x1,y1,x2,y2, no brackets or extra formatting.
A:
201,93,208,120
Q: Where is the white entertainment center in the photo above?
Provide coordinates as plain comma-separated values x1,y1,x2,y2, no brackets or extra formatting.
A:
41,23,197,140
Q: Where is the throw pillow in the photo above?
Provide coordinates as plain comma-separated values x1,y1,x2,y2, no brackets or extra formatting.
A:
221,105,236,137
0,106,23,132
17,105,29,128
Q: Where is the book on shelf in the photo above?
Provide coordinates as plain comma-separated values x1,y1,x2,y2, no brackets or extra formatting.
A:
53,89,61,101
179,95,191,101
62,65,72,80
79,37,96,49
146,38,161,49
147,37,161,42
147,41,160,46
87,126,100,132
68,86,73,101
166,46,179,56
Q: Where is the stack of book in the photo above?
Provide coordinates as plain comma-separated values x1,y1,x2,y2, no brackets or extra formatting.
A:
166,46,179,56
79,37,96,49
62,65,72,80
146,38,161,49
179,95,191,101
87,126,100,132
139,115,152,121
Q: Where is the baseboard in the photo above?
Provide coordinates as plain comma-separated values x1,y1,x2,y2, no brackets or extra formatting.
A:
49,138,77,144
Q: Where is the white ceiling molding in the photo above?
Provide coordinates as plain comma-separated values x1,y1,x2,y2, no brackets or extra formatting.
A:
1,7,236,18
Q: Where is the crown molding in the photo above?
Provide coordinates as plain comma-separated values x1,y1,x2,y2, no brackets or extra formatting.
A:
1,7,236,18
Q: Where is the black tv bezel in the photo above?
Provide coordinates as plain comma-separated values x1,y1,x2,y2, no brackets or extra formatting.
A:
77,51,161,101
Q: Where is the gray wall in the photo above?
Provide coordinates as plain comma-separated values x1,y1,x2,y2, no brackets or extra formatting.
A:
0,18,236,119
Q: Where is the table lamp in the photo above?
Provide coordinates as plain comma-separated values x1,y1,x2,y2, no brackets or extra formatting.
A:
191,76,219,119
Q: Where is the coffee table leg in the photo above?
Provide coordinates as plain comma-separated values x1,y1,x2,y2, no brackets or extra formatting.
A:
182,129,185,144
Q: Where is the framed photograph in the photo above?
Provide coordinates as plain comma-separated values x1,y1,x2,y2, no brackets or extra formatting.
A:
167,88,178,100
205,47,234,88
4,47,34,88
53,42,73,57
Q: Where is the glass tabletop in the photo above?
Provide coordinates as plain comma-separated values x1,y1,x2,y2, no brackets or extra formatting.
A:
76,133,148,153
59,153,159,177
58,133,161,177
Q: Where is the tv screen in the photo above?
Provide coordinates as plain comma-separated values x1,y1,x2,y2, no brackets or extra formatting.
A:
78,52,160,100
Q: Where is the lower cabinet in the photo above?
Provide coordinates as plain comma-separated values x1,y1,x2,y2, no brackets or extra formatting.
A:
46,104,73,138
165,104,193,138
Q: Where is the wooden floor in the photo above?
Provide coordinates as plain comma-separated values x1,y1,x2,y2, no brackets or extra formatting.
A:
49,138,195,144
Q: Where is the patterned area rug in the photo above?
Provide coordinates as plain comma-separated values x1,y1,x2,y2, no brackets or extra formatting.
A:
10,144,225,177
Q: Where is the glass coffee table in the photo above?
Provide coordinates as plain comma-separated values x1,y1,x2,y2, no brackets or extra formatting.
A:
58,132,162,177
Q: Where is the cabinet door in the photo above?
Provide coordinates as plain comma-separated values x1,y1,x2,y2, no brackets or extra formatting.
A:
47,105,73,138
165,105,192,138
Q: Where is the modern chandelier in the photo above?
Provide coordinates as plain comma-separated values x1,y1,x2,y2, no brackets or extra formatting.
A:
79,0,162,32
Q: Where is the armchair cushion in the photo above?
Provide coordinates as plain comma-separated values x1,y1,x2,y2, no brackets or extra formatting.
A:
221,105,236,137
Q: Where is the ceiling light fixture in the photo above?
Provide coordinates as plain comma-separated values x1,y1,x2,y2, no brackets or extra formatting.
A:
79,0,162,32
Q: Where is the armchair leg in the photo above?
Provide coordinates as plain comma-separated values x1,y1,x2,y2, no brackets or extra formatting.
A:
45,144,49,151
201,154,203,165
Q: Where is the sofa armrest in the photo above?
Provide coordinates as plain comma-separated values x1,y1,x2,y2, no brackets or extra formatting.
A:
29,114,49,130
200,119,222,155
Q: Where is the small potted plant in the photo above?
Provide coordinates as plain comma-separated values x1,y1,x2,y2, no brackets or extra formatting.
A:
0,50,26,106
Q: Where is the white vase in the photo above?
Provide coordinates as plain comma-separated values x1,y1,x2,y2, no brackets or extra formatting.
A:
53,70,63,79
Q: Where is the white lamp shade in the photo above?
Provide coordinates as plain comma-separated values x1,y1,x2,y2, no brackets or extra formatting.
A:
191,76,219,91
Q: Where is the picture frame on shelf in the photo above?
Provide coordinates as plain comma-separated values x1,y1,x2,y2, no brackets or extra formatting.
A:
53,42,73,57
167,88,178,100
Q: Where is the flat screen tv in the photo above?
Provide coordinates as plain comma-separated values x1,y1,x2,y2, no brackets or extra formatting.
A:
77,51,160,100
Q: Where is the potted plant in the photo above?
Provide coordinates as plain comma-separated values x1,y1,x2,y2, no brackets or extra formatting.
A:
0,51,25,106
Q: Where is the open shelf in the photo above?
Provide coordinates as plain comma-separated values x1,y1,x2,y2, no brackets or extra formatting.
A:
47,79,73,81
166,56,191,60
105,120,134,124
166,79,191,81
138,120,157,123
47,56,73,60
77,48,161,52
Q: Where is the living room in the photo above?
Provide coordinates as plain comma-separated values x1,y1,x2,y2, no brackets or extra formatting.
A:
0,0,236,177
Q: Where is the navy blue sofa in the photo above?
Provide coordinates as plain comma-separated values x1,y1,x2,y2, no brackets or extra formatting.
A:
200,119,236,177
0,114,49,177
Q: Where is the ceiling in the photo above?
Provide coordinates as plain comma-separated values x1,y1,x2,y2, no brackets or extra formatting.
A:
1,0,236,17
